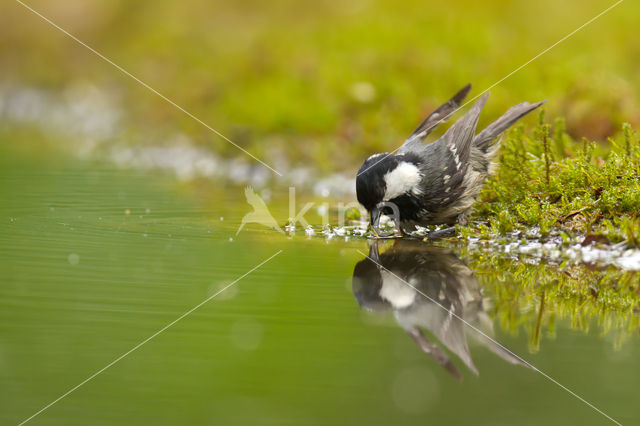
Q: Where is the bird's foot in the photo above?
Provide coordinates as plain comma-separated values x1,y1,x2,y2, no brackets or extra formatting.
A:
367,223,403,239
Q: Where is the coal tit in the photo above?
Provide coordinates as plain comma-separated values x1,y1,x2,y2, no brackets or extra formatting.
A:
356,84,545,234
352,240,531,378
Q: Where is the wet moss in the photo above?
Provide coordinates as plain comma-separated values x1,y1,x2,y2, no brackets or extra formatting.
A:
456,244,640,348
469,119,640,247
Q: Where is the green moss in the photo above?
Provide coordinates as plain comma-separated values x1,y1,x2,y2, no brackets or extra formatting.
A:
456,244,640,344
468,120,640,246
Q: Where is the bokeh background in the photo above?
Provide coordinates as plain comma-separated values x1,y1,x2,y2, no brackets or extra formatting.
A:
2,0,638,175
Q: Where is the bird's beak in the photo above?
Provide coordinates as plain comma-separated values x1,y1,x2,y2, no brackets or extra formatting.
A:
370,207,382,232
368,241,380,263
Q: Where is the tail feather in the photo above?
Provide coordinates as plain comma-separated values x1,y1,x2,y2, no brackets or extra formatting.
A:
476,333,534,370
474,100,547,151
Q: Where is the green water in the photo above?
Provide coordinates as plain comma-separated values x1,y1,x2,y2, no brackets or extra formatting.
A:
1,145,639,426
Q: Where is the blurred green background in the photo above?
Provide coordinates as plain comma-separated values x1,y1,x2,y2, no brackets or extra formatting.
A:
3,0,638,173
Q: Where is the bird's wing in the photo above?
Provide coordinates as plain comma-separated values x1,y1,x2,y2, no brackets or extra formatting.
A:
398,83,472,155
436,92,488,166
409,94,489,211
406,327,462,380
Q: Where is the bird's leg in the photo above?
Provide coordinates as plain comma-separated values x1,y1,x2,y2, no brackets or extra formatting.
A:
457,213,469,226
368,222,400,239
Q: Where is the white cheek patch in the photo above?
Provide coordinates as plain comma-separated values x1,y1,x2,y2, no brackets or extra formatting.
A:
379,270,416,309
383,162,422,200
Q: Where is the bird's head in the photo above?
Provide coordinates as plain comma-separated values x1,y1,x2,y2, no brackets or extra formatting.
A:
352,249,390,312
356,153,422,230
356,154,398,229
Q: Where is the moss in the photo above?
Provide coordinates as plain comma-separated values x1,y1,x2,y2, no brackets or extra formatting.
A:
456,243,640,343
467,120,640,247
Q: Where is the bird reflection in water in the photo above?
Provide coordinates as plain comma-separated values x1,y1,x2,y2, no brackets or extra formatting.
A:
352,240,529,379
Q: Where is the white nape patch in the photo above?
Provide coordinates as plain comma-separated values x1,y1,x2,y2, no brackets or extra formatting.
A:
379,270,416,308
383,162,422,200
367,153,386,161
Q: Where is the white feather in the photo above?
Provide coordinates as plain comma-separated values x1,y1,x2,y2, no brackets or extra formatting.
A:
366,153,386,161
379,270,416,308
448,143,461,170
383,162,421,200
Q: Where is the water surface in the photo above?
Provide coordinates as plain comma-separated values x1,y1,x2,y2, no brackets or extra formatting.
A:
1,145,639,425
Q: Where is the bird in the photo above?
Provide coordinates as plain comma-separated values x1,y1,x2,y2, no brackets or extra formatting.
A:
355,84,545,235
352,240,530,379
236,186,283,235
